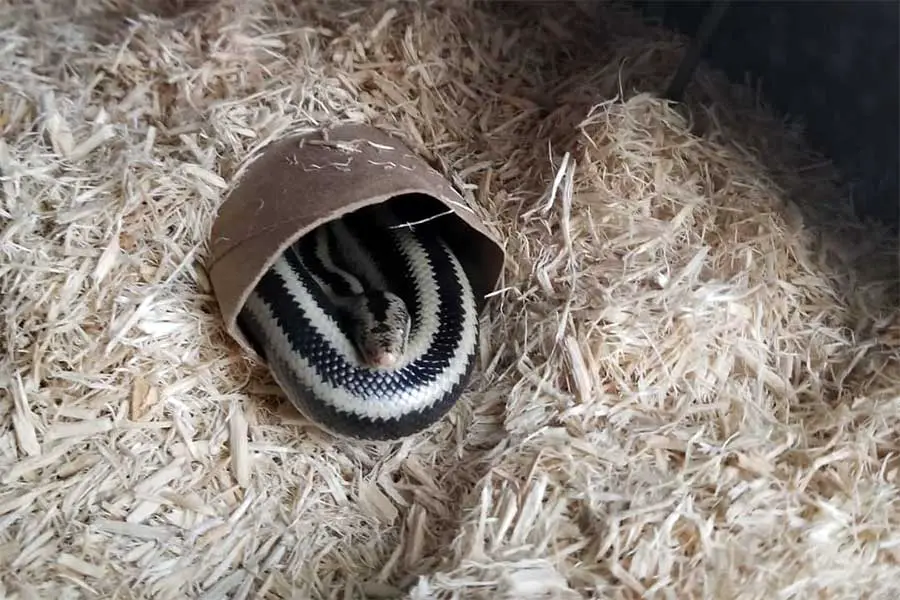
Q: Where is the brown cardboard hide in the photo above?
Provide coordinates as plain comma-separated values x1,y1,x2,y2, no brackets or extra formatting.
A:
208,123,506,357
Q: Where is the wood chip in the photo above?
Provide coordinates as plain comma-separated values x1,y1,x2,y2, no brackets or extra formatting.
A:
130,377,159,421
228,401,251,488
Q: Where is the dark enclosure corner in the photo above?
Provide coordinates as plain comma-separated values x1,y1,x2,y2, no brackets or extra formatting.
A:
629,0,899,234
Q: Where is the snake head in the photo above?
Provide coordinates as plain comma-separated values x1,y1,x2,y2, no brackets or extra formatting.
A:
350,291,412,370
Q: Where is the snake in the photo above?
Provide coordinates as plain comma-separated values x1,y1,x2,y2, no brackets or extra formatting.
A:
236,202,480,441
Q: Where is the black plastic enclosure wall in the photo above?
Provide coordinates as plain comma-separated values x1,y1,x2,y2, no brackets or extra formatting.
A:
630,0,899,232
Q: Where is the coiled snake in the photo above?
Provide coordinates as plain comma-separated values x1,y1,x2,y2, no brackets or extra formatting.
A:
237,203,479,440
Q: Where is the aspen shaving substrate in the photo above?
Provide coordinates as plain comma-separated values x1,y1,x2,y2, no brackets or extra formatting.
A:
1,0,899,598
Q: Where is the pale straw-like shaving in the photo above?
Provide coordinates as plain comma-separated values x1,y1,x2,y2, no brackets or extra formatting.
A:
1,0,899,598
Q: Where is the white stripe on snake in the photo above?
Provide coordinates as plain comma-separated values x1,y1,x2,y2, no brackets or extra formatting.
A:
237,203,479,440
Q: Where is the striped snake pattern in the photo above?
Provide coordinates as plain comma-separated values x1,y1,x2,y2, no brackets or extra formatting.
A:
237,203,480,440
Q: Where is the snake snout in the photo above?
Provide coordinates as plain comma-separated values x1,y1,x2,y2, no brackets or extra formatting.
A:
370,349,399,369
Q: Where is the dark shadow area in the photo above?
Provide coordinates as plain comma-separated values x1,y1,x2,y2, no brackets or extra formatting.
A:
477,0,898,317
631,0,899,234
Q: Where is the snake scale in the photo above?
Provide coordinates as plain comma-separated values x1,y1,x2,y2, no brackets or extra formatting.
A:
236,202,480,440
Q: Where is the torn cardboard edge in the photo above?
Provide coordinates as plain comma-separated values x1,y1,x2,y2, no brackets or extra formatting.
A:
207,123,506,356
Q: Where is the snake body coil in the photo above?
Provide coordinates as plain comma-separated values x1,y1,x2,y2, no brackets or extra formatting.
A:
237,203,480,440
